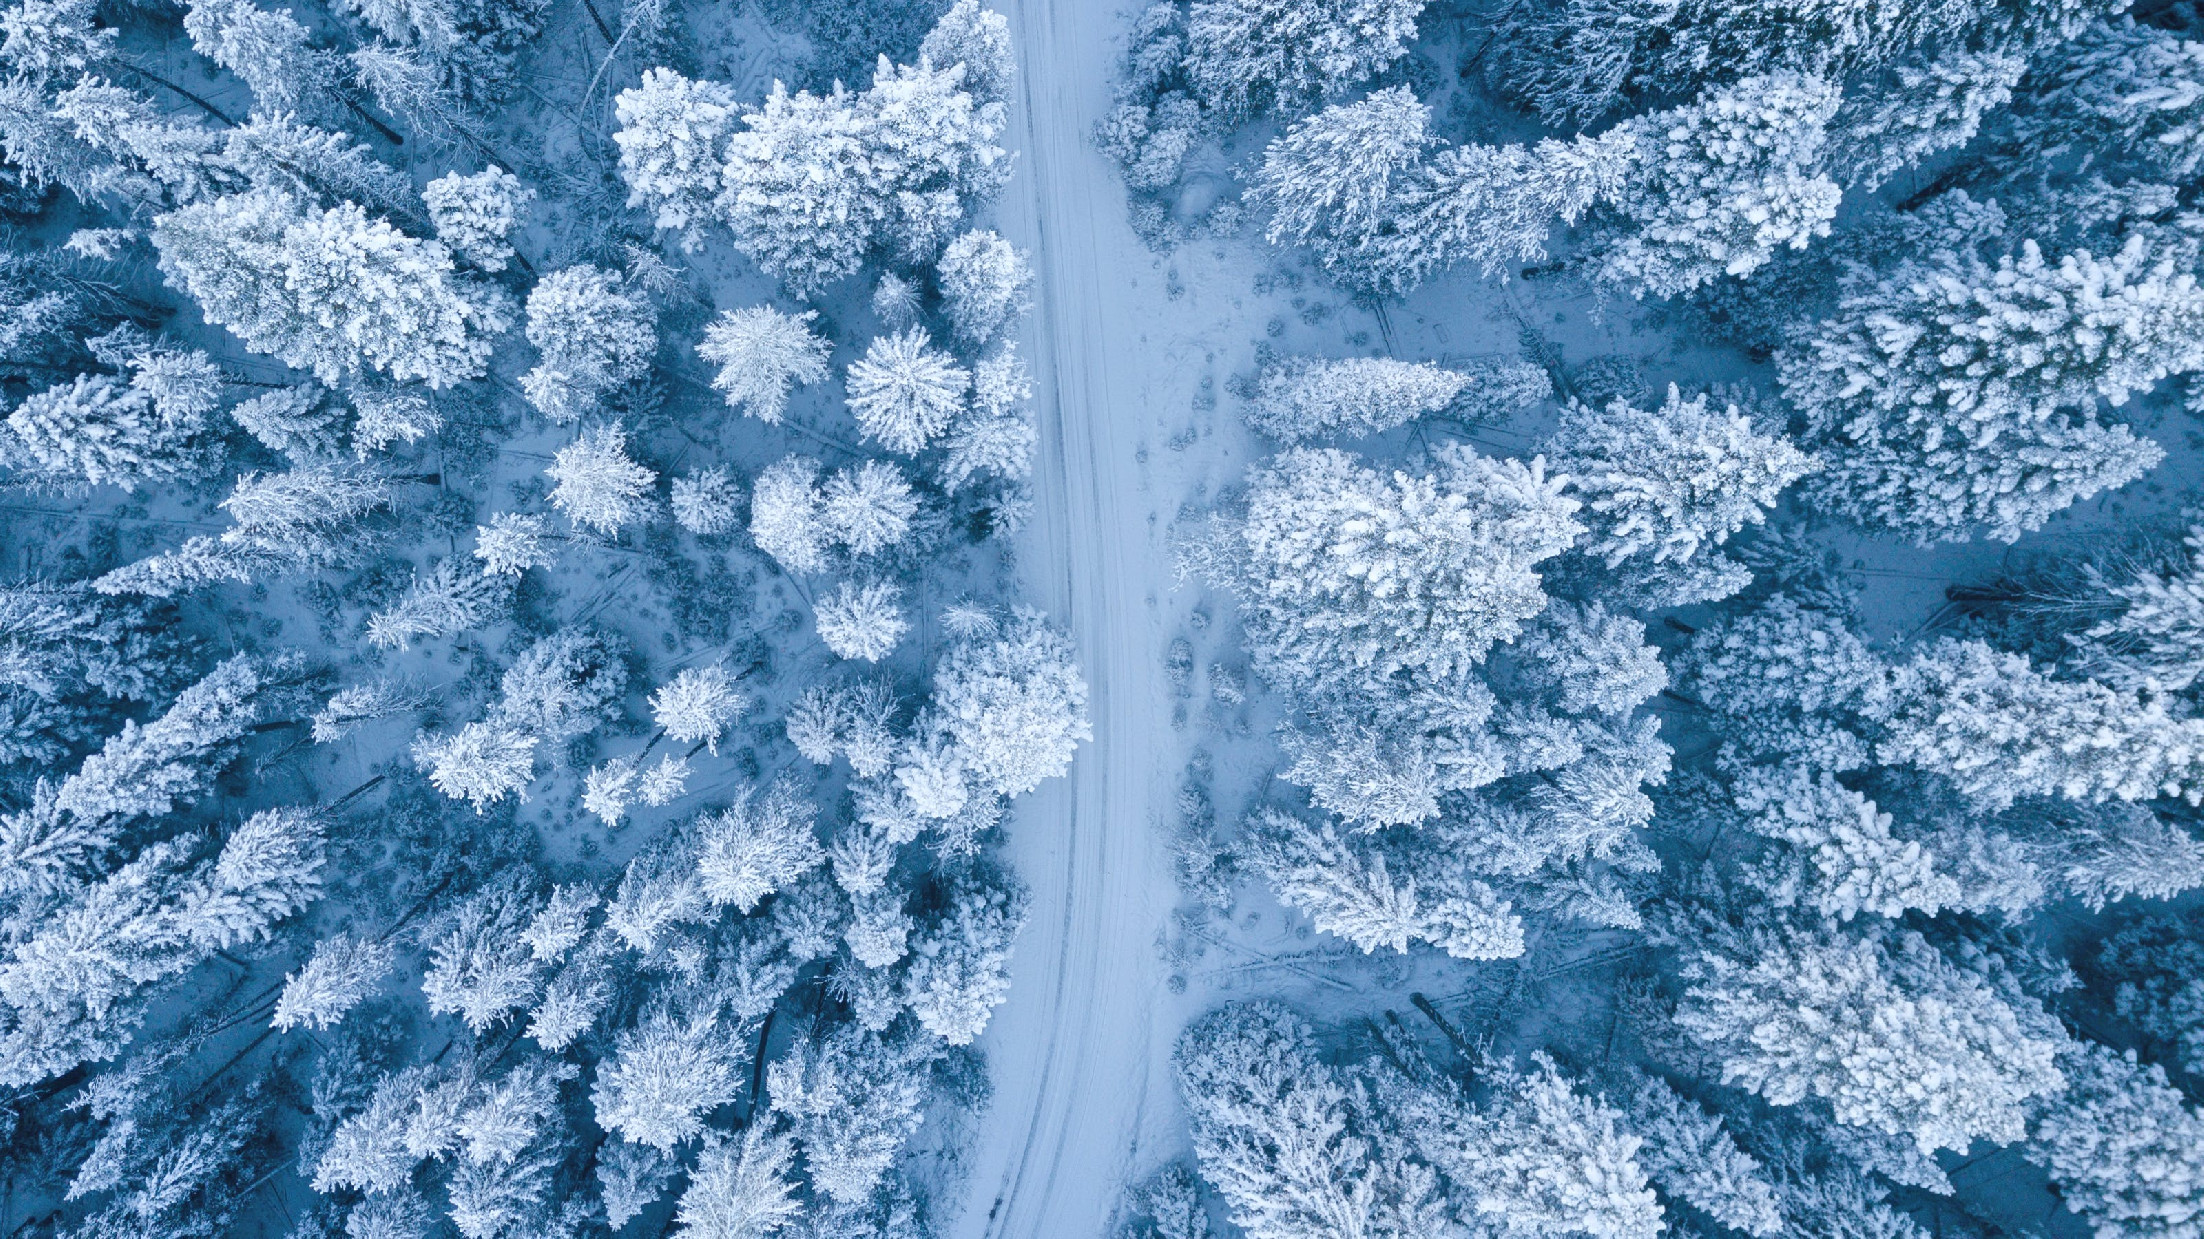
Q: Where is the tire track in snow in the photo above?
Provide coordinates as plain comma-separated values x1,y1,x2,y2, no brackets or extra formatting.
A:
952,1,1178,1234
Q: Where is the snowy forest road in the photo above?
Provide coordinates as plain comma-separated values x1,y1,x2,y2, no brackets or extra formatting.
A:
951,1,1182,1235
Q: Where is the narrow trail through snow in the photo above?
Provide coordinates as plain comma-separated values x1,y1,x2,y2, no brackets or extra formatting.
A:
952,1,1183,1234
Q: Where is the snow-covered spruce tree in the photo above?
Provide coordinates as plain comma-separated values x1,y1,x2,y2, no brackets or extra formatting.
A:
2027,1042,2204,1239
1243,354,1468,442
519,265,656,423
1384,131,1631,284
1622,1074,1784,1237
613,67,739,251
816,579,909,661
696,305,830,424
1729,762,1960,921
1199,444,1582,700
153,189,511,388
273,932,393,1031
546,421,657,535
1175,1001,1448,1239
649,664,747,753
0,805,326,1084
1779,224,2202,542
366,558,511,650
1240,807,1525,959
1388,1051,1664,1239
1676,591,1895,772
1248,86,1437,298
3,356,217,491
674,1124,803,1239
1590,72,1843,299
936,228,1032,347
1676,917,2067,1153
930,606,1090,797
847,327,970,453
1546,385,1815,606
2068,524,2204,694
1881,637,2204,808
1184,0,1427,124
423,167,534,272
766,1023,936,1205
2015,20,2204,182
182,0,342,122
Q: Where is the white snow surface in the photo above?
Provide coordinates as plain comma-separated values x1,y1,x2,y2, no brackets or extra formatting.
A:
954,3,1183,1232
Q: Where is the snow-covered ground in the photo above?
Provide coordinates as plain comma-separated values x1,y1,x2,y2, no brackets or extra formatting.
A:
953,3,1185,1230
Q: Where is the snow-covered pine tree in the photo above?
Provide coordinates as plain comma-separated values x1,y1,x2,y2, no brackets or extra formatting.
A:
1676,918,2067,1153
2066,524,2204,694
422,167,533,272
1592,72,1843,298
2027,1041,2204,1239
1779,225,2201,542
1195,444,1581,700
819,459,918,557
2017,20,2204,181
1547,385,1814,604
695,779,825,913
846,327,970,453
1184,0,1426,123
520,265,657,424
919,0,1015,108
696,305,830,424
1882,637,2204,808
1827,50,2026,191
936,228,1032,346
1175,1001,1448,1239
1243,354,1468,442
614,68,739,250
649,664,747,753
366,558,510,650
766,1024,935,1204
816,579,909,661
546,421,657,535
931,606,1089,796
473,512,557,576
591,1005,742,1149
901,874,1024,1043
749,454,830,574
413,721,536,811
182,0,342,122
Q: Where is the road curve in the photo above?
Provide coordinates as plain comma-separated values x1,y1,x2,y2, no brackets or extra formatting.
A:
951,1,1180,1235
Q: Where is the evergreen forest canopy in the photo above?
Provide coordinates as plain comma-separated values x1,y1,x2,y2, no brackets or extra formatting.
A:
0,0,2193,1234
1106,1,2204,1239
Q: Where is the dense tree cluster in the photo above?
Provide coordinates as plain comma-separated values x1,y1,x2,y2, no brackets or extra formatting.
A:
1130,1,2204,1236
0,0,1083,1234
